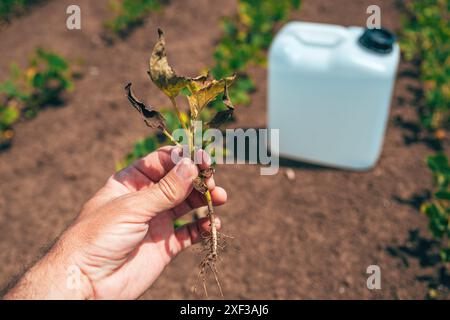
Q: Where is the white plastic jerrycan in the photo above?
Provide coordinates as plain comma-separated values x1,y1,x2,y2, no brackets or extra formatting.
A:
268,22,400,170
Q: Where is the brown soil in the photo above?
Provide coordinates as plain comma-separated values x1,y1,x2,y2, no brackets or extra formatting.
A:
0,0,449,299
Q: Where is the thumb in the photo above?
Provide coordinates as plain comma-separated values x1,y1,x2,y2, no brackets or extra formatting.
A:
135,157,198,216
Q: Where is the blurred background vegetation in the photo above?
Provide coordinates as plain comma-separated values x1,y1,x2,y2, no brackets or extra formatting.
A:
0,0,449,298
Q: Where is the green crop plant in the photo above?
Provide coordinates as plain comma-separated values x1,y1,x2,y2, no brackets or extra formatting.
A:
105,0,162,38
0,48,74,148
0,101,19,149
401,0,450,138
211,0,301,108
0,0,41,23
421,153,450,266
401,1,450,297
125,29,236,296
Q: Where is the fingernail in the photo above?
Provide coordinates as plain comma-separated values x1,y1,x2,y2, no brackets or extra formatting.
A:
201,150,212,166
194,149,211,166
176,158,196,179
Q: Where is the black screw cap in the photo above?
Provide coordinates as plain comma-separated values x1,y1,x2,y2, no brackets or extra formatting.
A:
358,28,396,54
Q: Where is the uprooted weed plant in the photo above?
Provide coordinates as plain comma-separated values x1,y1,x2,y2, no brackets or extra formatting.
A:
125,29,236,296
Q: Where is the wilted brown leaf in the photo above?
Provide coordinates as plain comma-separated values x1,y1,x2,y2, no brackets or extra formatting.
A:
207,83,235,128
187,74,236,120
148,29,208,98
125,83,166,131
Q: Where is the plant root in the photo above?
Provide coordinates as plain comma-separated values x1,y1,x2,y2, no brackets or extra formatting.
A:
193,188,233,297
193,231,233,297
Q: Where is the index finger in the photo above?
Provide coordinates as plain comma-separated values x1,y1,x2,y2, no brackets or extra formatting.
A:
128,145,179,182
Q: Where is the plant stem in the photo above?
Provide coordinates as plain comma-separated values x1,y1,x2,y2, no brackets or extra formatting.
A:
170,97,188,131
162,129,181,147
170,97,193,153
205,189,218,257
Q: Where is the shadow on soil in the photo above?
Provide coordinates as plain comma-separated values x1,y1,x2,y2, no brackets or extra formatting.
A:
393,62,444,151
387,229,450,299
392,189,431,211
228,126,337,172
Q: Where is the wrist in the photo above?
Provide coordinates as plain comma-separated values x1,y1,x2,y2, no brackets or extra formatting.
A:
4,232,94,300
40,239,95,300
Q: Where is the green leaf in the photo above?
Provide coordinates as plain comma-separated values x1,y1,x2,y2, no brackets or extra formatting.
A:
435,190,450,200
0,104,19,127
440,248,450,263
161,109,182,132
424,203,448,239
173,219,188,229
427,153,449,172
291,0,301,9
180,87,192,96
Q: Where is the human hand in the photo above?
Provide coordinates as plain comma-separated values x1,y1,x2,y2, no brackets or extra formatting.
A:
4,146,227,300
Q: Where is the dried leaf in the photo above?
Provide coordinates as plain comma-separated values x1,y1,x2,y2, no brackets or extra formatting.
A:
125,83,166,131
207,109,234,128
207,83,235,128
222,82,235,110
190,71,210,89
148,29,207,98
186,70,214,93
187,74,236,120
